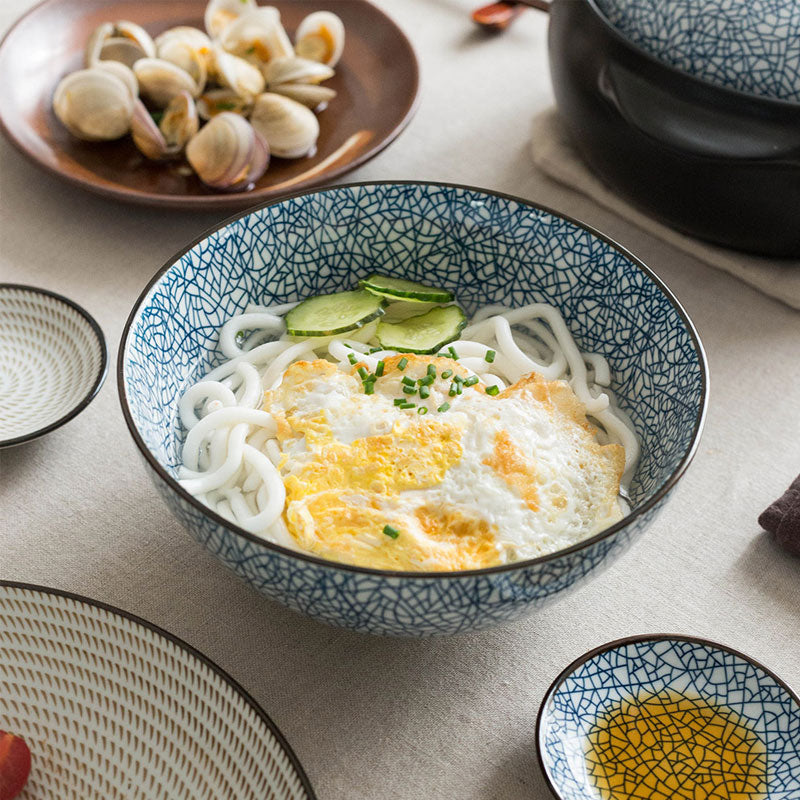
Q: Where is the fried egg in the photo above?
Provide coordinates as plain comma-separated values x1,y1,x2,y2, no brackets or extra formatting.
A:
262,354,625,571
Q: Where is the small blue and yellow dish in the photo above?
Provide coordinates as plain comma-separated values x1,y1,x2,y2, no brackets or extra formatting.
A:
537,634,800,800
118,181,707,636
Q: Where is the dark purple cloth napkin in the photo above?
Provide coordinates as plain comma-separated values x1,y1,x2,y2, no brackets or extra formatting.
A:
759,475,800,556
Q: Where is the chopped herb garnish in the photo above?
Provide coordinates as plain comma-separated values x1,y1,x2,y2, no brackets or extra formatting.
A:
418,375,434,387
401,376,415,387
399,402,416,409
441,369,453,379
364,381,375,395
456,382,463,395
397,357,408,370
150,110,164,125
383,524,400,539
417,406,428,415
485,349,496,363
453,374,464,384
437,402,450,413
369,347,382,354
403,386,417,395
419,385,430,399
486,385,500,396
393,398,404,406
427,364,437,377
448,346,459,360
463,376,479,387
357,366,369,380
449,383,458,397
347,353,358,365
216,101,238,111
375,360,385,377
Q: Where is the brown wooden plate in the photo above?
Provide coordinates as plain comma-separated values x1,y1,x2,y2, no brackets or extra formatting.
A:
0,0,419,209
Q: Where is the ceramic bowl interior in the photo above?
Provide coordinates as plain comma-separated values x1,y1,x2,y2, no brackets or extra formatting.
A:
593,0,800,102
0,284,107,447
0,581,315,799
537,635,800,800
122,181,704,545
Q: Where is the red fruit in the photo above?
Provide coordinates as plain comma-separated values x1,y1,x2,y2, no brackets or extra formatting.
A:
0,732,31,800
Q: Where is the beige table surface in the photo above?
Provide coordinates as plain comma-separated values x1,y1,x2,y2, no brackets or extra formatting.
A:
2,1,799,798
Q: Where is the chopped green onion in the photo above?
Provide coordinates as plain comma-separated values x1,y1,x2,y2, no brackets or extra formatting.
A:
449,383,458,397
486,385,500,396
485,350,496,363
397,357,408,370
403,386,417,395
393,398,404,406
441,369,453,379
448,346,459,360
364,381,375,395
437,402,450,413
399,402,416,409
383,524,400,539
456,382,463,395
216,101,238,110
375,360,385,377
369,347,382,354
453,374,464,384
357,366,369,380
417,406,428,415
427,364,437,377
401,376,415,387
463,376,479,387
418,375,434,387
419,385,430,399
347,353,358,365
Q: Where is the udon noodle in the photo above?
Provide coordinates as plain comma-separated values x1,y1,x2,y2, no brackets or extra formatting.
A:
177,300,640,551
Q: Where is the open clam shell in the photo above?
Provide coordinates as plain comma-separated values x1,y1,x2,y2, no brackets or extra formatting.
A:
53,67,135,141
94,60,138,99
131,91,199,160
157,38,208,93
85,20,155,68
250,92,319,158
204,0,257,40
295,11,345,68
133,58,200,107
196,88,253,120
271,82,336,110
262,56,334,88
211,46,265,98
219,8,293,66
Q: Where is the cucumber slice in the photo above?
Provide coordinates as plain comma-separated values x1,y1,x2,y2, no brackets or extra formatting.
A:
285,290,385,337
382,300,441,322
360,273,454,304
377,305,467,354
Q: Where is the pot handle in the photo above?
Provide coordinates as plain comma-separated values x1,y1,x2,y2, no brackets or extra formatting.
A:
599,60,800,161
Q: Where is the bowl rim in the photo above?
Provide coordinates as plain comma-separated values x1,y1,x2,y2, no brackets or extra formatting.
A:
534,632,800,800
0,282,108,449
117,179,710,580
0,578,318,799
582,0,800,111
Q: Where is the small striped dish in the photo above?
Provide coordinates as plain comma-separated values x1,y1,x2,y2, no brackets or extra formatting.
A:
0,581,316,799
0,285,107,447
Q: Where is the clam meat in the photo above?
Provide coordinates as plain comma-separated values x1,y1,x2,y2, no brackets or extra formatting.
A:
294,11,344,68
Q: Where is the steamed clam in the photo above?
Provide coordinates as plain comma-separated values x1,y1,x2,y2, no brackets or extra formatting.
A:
156,36,208,93
186,112,269,191
131,92,199,160
94,60,138,99
294,11,344,68
204,0,257,39
133,58,201,107
85,20,155,68
218,8,293,66
197,88,253,120
211,46,265,99
250,92,319,158
53,67,135,141
262,56,336,110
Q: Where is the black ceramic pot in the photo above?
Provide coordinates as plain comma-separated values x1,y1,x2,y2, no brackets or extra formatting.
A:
545,0,800,257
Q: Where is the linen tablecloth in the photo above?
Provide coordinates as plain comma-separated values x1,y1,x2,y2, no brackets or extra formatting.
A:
2,2,798,798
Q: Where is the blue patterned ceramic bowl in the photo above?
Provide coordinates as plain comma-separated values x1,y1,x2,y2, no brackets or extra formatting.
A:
119,182,707,637
593,0,800,102
537,635,800,800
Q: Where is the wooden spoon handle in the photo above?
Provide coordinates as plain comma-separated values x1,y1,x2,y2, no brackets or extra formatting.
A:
472,1,525,31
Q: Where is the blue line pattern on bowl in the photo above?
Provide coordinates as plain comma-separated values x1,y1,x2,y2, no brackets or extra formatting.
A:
595,0,800,102
538,637,800,800
122,183,705,636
